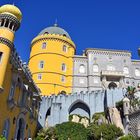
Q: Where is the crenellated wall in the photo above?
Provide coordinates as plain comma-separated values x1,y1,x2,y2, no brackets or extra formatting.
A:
38,88,125,127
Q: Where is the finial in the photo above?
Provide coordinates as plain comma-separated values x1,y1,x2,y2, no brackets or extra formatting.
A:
54,19,58,27
12,0,15,5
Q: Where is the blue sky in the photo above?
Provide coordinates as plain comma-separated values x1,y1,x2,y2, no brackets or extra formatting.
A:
1,0,140,62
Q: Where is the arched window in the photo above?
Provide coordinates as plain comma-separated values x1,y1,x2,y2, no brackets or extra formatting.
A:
107,65,115,71
63,45,67,52
135,68,140,77
93,64,99,73
3,119,10,139
0,52,3,64
39,61,44,69
79,64,85,74
8,83,15,101
62,63,66,72
42,42,46,49
123,67,129,75
61,75,66,82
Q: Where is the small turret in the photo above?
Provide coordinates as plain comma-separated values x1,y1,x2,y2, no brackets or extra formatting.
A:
123,96,130,135
123,97,130,116
0,4,22,91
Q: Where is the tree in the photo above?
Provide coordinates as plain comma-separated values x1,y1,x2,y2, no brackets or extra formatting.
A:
0,136,6,140
126,86,136,101
34,122,88,140
119,134,136,140
34,127,57,140
56,122,88,140
87,123,123,140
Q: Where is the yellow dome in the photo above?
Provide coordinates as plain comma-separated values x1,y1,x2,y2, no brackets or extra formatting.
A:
0,4,22,21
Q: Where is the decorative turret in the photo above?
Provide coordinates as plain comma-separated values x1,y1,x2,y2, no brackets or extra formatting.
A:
123,96,130,134
0,4,22,92
123,97,130,116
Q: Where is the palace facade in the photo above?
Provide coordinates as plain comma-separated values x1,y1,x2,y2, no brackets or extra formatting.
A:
0,4,41,139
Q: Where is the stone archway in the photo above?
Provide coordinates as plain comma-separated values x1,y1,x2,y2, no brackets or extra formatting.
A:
14,114,26,140
16,118,25,140
108,82,117,89
68,100,90,118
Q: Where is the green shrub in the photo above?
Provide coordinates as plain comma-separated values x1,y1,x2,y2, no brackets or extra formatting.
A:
0,136,6,140
92,112,105,124
34,127,57,140
56,122,88,140
119,134,136,140
87,123,123,140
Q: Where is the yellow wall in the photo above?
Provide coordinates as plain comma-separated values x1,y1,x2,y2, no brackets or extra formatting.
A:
0,28,14,89
0,62,38,139
0,12,38,140
29,34,75,95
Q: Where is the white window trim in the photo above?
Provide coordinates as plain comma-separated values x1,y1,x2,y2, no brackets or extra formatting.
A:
123,66,129,75
62,63,66,72
63,45,67,52
42,42,47,49
79,65,86,74
38,74,42,80
61,75,66,82
93,64,99,73
39,61,44,69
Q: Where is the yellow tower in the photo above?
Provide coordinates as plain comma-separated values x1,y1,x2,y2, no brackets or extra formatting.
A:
29,24,76,95
0,4,22,92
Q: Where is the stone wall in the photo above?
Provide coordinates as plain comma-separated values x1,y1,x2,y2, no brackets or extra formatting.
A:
38,88,125,128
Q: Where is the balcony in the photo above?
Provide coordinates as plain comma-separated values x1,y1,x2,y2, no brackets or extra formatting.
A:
101,70,124,77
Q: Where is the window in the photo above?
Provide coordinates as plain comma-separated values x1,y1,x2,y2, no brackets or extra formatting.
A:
126,80,129,85
108,55,112,62
107,65,115,71
79,64,85,74
0,52,3,63
42,42,46,49
79,78,85,84
123,67,129,75
2,119,10,140
62,63,66,72
38,74,42,80
93,65,99,73
8,84,15,101
61,75,66,82
20,91,27,106
135,68,140,77
63,45,67,52
93,78,99,84
39,61,44,69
